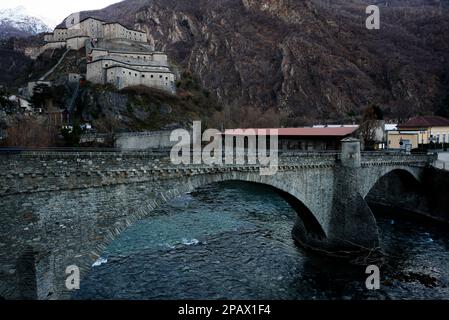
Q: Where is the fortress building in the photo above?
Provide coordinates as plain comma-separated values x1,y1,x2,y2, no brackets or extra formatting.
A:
41,17,176,94
87,48,176,93
44,17,147,49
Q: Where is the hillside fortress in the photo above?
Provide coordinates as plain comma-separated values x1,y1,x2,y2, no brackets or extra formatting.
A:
42,17,176,93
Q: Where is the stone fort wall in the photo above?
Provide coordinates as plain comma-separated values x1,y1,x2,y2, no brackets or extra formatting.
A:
44,18,147,45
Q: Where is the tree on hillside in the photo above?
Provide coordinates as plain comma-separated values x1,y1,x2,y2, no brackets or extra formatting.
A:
30,83,53,110
61,122,82,147
0,89,13,109
359,104,384,150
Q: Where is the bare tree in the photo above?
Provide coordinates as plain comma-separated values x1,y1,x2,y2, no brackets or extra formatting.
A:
5,117,57,147
359,105,384,151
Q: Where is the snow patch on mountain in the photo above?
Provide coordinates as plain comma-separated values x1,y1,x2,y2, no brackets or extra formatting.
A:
0,6,52,38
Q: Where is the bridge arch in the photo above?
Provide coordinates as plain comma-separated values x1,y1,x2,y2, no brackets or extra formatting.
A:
363,167,429,217
361,166,423,199
77,173,328,288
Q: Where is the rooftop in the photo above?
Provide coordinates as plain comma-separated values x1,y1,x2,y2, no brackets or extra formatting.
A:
92,48,166,55
105,65,174,75
95,39,155,53
103,21,146,34
223,127,359,137
54,17,145,35
399,116,449,128
90,56,170,68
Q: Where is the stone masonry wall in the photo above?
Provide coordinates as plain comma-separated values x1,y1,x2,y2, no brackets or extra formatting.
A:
0,151,434,299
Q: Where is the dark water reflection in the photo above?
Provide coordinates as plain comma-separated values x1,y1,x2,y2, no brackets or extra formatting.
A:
73,181,449,300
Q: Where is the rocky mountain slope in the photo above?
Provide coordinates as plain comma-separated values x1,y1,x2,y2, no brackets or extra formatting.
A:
0,6,51,39
65,0,449,125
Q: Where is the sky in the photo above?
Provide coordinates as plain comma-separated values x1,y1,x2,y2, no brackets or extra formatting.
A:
0,0,123,28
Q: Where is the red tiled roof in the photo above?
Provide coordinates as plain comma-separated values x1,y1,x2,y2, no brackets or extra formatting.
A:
399,116,449,128
223,127,358,137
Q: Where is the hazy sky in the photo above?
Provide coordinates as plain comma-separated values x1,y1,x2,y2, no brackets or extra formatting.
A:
0,0,122,28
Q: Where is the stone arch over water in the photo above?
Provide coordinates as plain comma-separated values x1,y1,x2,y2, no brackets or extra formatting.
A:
364,167,430,218
83,173,329,275
1,168,337,300
0,151,435,299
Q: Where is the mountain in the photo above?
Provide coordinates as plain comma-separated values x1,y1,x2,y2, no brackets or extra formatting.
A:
0,6,51,39
36,0,449,124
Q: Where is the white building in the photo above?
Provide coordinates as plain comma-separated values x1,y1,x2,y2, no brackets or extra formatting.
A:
43,17,148,49
43,16,175,93
8,95,33,112
86,53,176,93
89,48,167,63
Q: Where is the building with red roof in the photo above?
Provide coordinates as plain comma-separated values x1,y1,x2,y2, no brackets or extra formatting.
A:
396,116,449,145
223,126,359,151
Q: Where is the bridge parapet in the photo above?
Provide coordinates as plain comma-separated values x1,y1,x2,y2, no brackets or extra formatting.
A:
0,150,436,197
361,152,435,167
0,151,340,197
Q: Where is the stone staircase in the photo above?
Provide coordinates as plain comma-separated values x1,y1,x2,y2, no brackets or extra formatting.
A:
39,48,70,81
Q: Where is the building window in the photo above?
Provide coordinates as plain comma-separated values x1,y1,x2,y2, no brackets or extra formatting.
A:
151,75,154,78
159,75,162,78
142,75,145,78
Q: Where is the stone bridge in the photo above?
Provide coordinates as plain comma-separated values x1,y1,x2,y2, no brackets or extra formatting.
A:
0,140,446,300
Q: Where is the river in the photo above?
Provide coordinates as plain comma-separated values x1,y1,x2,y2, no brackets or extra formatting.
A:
73,181,449,300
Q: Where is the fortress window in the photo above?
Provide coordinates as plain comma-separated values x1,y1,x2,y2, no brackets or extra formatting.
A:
165,77,168,80
159,75,162,78
151,75,154,78
142,75,145,78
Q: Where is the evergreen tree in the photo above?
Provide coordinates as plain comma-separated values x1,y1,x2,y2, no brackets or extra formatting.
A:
30,83,53,110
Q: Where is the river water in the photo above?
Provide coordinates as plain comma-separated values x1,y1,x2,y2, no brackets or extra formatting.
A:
73,181,449,300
